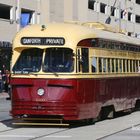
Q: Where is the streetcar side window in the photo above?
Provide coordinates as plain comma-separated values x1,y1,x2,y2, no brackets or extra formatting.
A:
103,58,106,72
123,59,125,72
136,60,139,72
99,58,102,73
112,58,115,72
119,59,122,73
81,48,89,73
130,60,132,72
127,59,129,73
138,61,140,72
108,58,111,72
134,60,136,72
116,59,118,72
94,57,140,74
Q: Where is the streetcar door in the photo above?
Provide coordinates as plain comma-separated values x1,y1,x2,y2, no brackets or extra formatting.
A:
76,48,93,103
76,48,89,73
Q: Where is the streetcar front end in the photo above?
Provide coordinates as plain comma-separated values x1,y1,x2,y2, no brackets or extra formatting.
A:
10,45,80,123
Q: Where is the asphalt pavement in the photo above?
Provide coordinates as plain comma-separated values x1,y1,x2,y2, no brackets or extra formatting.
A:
0,92,140,139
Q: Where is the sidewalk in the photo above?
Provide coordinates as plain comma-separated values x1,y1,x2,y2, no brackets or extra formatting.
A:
0,92,9,99
0,92,11,121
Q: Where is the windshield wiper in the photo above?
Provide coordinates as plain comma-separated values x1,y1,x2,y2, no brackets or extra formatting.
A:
48,67,59,77
44,67,59,77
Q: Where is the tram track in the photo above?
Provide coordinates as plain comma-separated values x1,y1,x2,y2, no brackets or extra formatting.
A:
0,111,140,140
27,121,140,140
29,128,69,140
97,123,140,140
0,118,69,140
27,111,140,140
97,125,135,140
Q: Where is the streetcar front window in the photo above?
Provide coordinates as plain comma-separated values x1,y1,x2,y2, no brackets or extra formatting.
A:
13,48,43,73
43,48,74,73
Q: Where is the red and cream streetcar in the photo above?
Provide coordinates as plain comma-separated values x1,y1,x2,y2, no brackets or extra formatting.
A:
10,22,140,126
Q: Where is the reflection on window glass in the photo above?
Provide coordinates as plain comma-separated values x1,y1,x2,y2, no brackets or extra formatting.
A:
138,61,140,72
43,48,74,73
103,58,106,72
13,48,43,73
136,60,139,72
133,60,136,72
119,59,122,72
108,58,111,72
92,57,97,72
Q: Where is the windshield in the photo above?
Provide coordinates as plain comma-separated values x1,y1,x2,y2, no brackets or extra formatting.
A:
43,48,74,73
12,47,74,74
12,48,43,73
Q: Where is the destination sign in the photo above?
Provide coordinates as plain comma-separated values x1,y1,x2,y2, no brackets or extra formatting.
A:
21,37,65,45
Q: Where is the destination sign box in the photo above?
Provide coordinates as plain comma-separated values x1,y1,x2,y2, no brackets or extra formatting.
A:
21,37,65,45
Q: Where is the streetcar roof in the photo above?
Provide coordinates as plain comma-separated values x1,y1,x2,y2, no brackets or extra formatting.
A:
13,22,140,50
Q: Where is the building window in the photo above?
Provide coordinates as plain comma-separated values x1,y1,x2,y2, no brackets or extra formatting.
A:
120,10,124,19
128,32,131,36
10,7,14,22
100,3,106,14
128,12,132,21
111,6,115,16
128,32,134,37
20,9,34,27
0,4,11,20
88,0,95,10
136,15,140,23
136,0,140,5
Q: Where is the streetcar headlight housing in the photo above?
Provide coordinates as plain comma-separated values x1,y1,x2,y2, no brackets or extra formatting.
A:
37,88,45,96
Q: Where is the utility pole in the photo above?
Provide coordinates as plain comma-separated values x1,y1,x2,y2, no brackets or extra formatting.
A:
16,0,20,32
118,0,121,32
37,0,41,24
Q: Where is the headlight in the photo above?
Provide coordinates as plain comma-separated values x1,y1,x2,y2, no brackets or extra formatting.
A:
37,88,45,96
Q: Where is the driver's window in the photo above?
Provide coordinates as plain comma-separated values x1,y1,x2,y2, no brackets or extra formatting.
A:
12,48,43,73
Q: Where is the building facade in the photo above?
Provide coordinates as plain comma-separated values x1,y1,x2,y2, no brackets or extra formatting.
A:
40,0,140,38
0,0,39,69
0,0,140,43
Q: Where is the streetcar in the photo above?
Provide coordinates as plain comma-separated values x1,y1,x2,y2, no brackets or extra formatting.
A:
10,21,140,126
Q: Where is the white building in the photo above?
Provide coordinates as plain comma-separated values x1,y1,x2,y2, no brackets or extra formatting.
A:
0,0,140,43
